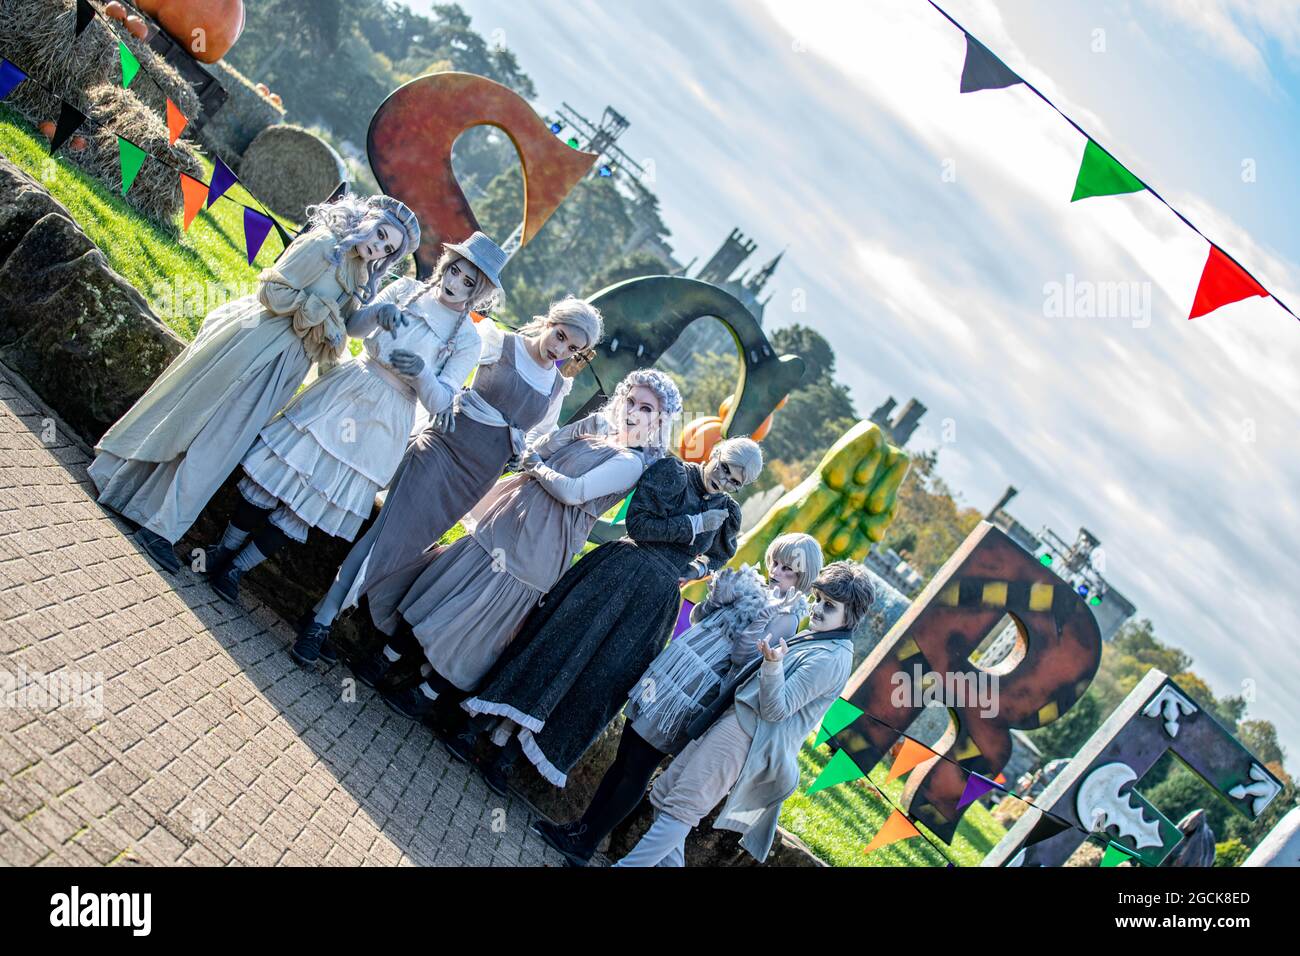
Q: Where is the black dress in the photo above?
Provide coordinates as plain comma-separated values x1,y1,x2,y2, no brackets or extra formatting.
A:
462,457,742,786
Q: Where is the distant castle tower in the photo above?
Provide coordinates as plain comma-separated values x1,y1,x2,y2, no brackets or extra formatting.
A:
869,395,927,446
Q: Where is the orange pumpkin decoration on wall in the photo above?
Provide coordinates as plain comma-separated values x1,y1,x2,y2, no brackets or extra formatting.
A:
155,0,246,64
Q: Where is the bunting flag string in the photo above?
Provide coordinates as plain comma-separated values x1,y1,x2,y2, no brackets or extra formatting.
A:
0,53,298,261
810,697,1146,866
119,41,140,90
0,57,24,100
863,810,922,856
117,136,146,195
74,0,96,38
165,98,187,145
48,101,85,155
927,0,1295,322
179,173,207,231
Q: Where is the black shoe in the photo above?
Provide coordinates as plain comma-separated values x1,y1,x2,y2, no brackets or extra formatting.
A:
482,749,516,798
210,563,244,605
381,682,440,721
200,542,238,578
531,818,594,867
441,728,479,766
318,638,339,667
350,648,395,689
290,619,333,666
136,528,181,574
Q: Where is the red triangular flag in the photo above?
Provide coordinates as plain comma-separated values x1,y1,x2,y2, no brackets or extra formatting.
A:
166,98,188,145
179,173,207,231
1189,244,1269,319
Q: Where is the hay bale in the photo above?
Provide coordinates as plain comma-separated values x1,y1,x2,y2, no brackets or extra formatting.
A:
13,81,202,229
193,58,284,165
0,0,200,122
239,124,346,221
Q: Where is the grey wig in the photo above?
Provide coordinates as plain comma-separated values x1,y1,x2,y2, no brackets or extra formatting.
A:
303,194,418,304
594,368,683,463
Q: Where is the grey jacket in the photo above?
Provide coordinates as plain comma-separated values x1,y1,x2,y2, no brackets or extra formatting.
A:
713,628,854,862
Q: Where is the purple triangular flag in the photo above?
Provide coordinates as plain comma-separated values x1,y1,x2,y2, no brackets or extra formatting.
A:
75,0,96,37
0,58,27,101
243,208,274,264
49,101,86,156
956,772,998,809
207,156,238,208
959,33,1023,93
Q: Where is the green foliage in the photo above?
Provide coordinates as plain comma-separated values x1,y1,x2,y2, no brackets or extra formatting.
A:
581,250,673,297
1213,838,1250,867
880,449,982,585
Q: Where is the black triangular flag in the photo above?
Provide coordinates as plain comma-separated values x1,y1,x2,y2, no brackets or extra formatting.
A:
1022,809,1073,848
327,181,348,203
74,0,96,37
49,101,86,155
959,33,1023,93
272,219,296,263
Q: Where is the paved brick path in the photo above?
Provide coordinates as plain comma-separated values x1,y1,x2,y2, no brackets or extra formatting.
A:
0,366,571,866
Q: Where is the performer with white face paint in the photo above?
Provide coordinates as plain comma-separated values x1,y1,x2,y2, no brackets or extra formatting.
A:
286,290,604,665
88,194,419,574
354,370,683,722
614,560,872,867
201,233,502,620
450,437,765,796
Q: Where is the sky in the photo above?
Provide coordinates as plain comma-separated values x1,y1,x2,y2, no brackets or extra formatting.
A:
416,0,1300,760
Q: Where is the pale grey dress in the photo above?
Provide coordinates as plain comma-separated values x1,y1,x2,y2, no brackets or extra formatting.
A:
366,414,645,690
87,230,361,543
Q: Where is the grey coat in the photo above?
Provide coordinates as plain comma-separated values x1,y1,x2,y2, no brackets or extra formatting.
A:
715,629,854,862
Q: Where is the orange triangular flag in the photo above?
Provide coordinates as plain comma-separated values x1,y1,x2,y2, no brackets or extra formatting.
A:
166,98,188,145
864,810,921,855
180,173,207,230
886,737,936,781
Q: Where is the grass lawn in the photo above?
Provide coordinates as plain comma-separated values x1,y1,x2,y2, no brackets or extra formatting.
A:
780,739,1008,867
1,102,294,341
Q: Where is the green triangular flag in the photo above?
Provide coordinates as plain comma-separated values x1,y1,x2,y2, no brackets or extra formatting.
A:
1100,841,1141,867
120,41,140,89
807,748,865,796
117,137,146,195
814,697,863,747
1071,139,1145,202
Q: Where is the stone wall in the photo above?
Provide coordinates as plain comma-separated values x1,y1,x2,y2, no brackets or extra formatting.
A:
0,157,825,866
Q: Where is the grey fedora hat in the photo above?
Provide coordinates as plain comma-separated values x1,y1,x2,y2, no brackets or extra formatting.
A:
444,231,507,290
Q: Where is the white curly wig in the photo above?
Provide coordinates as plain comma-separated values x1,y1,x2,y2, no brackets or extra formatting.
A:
303,193,420,303
595,368,683,463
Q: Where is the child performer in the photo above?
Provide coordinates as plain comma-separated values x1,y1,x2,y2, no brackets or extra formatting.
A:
533,532,824,866
89,194,419,573
450,437,765,796
201,233,505,616
286,295,605,663
352,369,683,719
613,560,873,866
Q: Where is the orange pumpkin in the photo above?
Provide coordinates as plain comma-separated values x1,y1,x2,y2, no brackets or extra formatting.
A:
718,393,786,441
268,92,282,107
679,415,723,463
125,15,149,39
156,0,246,64
38,120,55,139
70,135,89,151
105,2,128,19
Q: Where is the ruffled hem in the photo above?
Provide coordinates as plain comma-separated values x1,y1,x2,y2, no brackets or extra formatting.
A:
459,696,545,735
517,728,568,788
242,427,381,523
